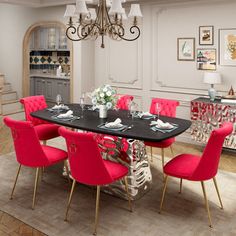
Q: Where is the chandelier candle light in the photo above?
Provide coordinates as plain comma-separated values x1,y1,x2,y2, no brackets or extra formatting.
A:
64,0,143,48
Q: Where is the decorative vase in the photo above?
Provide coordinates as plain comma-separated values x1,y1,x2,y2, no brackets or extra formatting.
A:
99,105,107,118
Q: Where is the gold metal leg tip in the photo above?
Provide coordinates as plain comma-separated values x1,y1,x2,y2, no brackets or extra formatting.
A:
93,231,97,235
64,218,68,222
209,224,213,228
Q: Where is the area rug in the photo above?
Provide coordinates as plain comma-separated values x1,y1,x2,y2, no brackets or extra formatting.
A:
0,152,236,236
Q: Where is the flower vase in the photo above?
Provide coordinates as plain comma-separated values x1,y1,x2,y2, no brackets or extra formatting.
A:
99,105,107,118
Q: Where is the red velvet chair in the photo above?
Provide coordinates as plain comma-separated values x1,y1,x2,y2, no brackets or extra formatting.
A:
145,98,180,173
3,117,68,209
59,127,132,235
115,94,134,110
159,122,233,227
20,95,59,144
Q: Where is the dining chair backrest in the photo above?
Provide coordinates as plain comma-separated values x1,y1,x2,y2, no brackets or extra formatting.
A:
191,122,233,181
20,95,48,126
150,98,179,117
3,117,50,167
59,127,113,185
116,95,134,110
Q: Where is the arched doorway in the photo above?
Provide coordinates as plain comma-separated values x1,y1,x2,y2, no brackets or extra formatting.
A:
22,21,73,103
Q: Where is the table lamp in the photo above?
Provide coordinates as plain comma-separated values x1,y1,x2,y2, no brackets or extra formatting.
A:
203,72,222,101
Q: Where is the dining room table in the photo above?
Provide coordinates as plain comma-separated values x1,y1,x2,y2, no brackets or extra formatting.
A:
31,104,192,200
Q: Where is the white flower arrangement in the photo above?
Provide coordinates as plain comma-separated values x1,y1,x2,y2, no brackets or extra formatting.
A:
91,84,117,109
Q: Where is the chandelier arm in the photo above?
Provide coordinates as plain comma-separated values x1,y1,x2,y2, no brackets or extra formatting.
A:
66,25,89,41
116,25,141,42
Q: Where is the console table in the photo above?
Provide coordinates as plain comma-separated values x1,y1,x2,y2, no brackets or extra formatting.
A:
190,97,236,149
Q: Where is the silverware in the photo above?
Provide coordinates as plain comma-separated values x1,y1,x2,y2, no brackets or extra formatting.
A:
122,124,134,132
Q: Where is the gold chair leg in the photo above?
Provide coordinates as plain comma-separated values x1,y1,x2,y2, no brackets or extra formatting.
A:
159,175,169,213
213,177,223,209
10,164,22,200
161,148,165,180
170,145,174,157
32,168,40,210
65,179,76,221
201,181,213,228
94,186,101,236
124,176,132,212
179,179,183,194
64,160,71,185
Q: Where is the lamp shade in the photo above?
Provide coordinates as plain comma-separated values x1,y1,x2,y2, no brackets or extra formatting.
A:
64,5,76,18
203,72,222,85
128,4,143,18
75,0,89,15
109,0,123,14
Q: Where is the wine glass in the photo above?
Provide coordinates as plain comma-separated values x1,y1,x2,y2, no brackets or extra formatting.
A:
80,94,85,117
56,94,62,106
156,103,162,120
130,102,137,119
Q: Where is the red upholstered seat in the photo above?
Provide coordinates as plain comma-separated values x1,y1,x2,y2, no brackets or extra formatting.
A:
159,122,233,227
115,94,134,110
59,127,132,235
144,98,180,173
20,95,59,141
3,117,68,209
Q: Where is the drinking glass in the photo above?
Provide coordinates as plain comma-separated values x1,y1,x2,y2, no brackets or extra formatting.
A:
156,103,162,120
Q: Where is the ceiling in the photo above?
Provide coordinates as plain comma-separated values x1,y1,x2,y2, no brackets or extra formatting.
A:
0,0,227,8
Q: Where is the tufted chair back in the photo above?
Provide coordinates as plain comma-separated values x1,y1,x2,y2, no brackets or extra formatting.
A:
59,127,114,185
20,95,48,126
3,117,51,167
149,98,179,117
116,95,134,110
191,122,233,181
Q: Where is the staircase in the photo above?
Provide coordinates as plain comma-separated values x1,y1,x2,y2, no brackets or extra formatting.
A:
0,74,25,122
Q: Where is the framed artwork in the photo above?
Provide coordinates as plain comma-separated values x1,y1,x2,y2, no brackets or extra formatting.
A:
199,26,214,45
197,48,216,70
219,28,236,66
177,38,195,61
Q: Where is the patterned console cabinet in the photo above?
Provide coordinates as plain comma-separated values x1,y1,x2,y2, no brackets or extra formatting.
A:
191,97,236,149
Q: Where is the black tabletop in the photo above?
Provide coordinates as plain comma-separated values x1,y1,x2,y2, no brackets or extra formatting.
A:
31,104,192,142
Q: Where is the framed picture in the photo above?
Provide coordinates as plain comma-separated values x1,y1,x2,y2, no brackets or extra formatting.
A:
219,28,236,66
199,26,214,45
177,38,195,61
197,48,216,70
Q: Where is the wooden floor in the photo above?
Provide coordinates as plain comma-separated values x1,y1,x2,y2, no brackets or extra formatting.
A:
0,123,235,236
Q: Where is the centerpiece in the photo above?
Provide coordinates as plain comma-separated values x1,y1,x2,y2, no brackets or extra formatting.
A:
91,84,117,118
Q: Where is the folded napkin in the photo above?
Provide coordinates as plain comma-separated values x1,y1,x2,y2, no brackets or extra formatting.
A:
138,111,154,118
57,110,73,118
52,104,69,110
105,118,122,128
150,119,174,129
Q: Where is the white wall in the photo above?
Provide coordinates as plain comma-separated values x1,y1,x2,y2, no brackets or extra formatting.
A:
0,3,95,102
94,1,236,142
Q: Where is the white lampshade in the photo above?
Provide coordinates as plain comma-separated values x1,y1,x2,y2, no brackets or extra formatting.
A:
109,0,123,15
121,8,127,20
128,4,143,18
75,0,89,15
203,72,222,85
88,8,97,21
64,5,76,18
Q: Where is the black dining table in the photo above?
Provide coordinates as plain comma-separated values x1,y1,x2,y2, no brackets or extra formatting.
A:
31,104,191,200
31,104,191,143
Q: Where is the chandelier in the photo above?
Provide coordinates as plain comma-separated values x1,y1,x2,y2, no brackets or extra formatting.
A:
64,0,143,48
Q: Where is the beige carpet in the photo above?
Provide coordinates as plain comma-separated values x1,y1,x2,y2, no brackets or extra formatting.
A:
0,152,236,236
